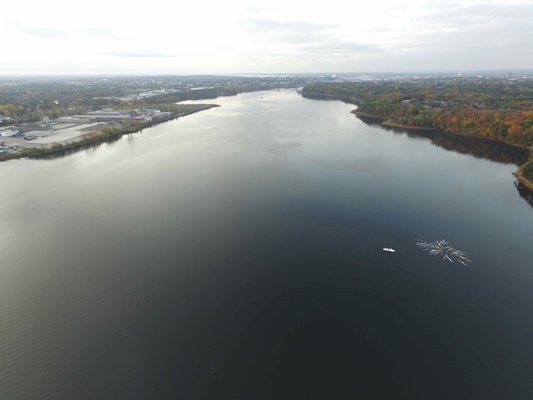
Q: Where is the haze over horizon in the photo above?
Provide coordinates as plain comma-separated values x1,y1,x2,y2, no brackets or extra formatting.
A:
3,0,533,75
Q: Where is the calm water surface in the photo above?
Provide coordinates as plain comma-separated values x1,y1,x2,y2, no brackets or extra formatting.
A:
1,90,532,399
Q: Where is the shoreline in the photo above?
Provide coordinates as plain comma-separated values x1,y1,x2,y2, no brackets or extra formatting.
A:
304,90,533,149
350,110,533,191
0,104,219,162
514,172,533,191
382,119,440,131
352,109,532,151
514,150,533,191
307,91,533,192
301,92,361,104
350,110,384,121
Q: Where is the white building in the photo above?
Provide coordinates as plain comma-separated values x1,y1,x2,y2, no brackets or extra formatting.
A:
0,127,18,137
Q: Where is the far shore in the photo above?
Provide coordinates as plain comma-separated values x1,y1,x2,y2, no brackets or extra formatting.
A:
303,88,533,194
0,104,219,162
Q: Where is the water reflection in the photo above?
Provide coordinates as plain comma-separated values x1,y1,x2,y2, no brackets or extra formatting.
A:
358,116,533,209
358,116,529,166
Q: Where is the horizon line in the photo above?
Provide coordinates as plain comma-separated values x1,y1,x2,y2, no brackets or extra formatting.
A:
1,68,533,79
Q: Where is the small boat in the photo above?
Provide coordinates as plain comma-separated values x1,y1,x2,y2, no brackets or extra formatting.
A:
383,248,395,253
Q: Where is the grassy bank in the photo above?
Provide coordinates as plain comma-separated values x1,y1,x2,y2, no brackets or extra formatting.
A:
514,151,533,191
381,119,440,131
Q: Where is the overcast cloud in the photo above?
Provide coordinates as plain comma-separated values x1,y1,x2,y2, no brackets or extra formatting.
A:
2,0,532,74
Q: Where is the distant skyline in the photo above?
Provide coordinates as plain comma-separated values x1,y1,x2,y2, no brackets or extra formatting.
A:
3,0,533,75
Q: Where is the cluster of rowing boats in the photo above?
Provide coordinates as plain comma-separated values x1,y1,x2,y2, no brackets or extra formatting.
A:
415,239,471,266
381,239,471,266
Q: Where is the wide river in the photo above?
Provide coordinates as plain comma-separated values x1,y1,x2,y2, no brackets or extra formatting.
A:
1,89,532,399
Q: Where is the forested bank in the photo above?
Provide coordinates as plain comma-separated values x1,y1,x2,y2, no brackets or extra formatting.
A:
302,78,533,147
302,78,533,189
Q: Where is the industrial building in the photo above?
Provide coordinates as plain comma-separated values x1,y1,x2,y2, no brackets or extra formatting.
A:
0,127,18,137
23,123,107,150
86,108,171,122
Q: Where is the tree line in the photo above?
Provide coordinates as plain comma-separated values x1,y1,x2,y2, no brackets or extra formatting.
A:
302,79,533,146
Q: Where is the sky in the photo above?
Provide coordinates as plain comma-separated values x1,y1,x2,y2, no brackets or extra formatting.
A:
2,0,533,75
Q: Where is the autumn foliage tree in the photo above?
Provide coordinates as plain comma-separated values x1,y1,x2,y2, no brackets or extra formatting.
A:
302,79,533,146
